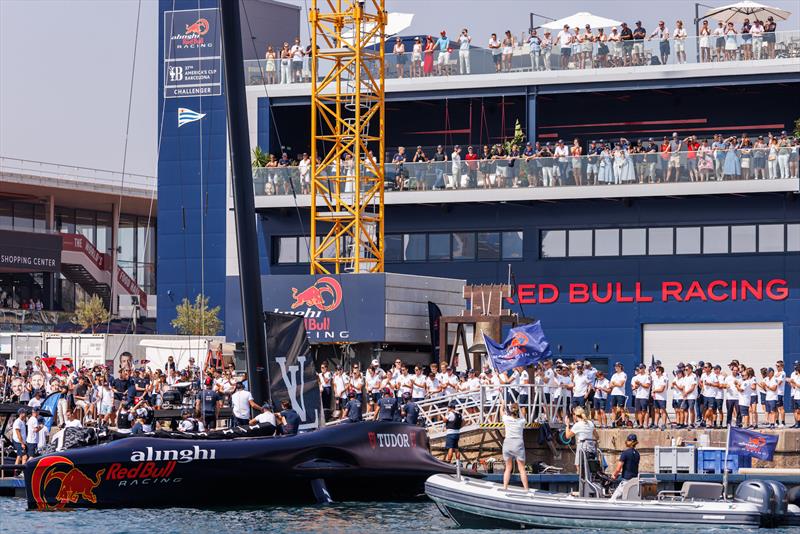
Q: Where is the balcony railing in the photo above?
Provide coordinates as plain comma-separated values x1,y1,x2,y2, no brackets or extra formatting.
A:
244,30,800,86
253,146,800,197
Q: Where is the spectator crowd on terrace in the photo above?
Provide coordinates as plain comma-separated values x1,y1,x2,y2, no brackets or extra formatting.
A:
319,357,800,432
254,130,799,194
258,15,789,83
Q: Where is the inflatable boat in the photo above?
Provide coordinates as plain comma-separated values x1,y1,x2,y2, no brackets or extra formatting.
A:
25,421,454,509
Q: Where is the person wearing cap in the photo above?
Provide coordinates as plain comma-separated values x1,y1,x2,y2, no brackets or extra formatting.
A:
464,145,479,188
231,381,260,426
725,363,742,427
376,387,399,421
392,36,406,79
709,364,726,428
13,408,29,464
619,22,633,65
631,21,646,65
664,132,682,182
775,360,786,427
450,145,462,189
789,361,800,428
609,362,627,426
648,20,670,66
699,362,713,427
610,434,640,500
565,405,598,473
196,379,222,431
761,367,779,428
401,391,421,425
342,390,363,423
457,28,472,75
651,366,668,430
412,145,429,189
592,370,610,428
528,29,542,71
444,401,463,463
435,30,450,76
681,364,699,428
735,367,756,429
431,144,447,190
571,361,590,414
179,409,200,432
392,145,408,190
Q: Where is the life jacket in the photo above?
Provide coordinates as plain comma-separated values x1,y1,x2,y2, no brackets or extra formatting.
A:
445,411,463,430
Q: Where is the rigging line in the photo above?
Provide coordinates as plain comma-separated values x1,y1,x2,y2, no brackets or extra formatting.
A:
104,0,143,338
198,0,206,337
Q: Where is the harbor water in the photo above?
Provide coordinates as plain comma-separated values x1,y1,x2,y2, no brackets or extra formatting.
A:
0,496,795,533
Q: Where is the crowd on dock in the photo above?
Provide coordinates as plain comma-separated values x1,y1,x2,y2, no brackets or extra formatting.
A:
255,131,799,194
320,357,800,431
259,16,786,83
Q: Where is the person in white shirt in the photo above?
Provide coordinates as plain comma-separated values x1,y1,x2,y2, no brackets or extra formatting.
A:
789,362,800,429
365,366,383,415
556,24,573,69
12,409,28,464
318,362,333,411
672,366,686,428
397,366,414,398
736,367,756,428
481,368,500,406
411,366,428,401
425,371,441,398
673,20,688,63
26,408,42,458
571,362,590,412
564,406,598,472
443,367,459,396
609,362,628,426
592,371,611,428
516,366,531,418
724,364,741,427
457,28,471,74
681,365,699,428
630,364,651,428
775,360,786,427
298,153,311,194
333,367,349,411
488,33,502,72
249,403,277,427
651,366,668,430
449,145,462,189
761,367,779,428
702,364,723,428
648,20,671,65
231,382,260,426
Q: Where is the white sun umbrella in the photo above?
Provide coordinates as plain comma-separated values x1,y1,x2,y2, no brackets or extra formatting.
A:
702,1,791,24
340,12,414,46
541,12,622,30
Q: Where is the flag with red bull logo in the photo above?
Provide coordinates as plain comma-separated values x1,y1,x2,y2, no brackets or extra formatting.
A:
728,426,778,461
483,321,552,373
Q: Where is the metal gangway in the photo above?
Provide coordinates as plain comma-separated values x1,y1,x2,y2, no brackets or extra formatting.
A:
327,384,568,439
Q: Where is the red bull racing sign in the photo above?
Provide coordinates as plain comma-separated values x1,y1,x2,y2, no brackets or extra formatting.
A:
163,8,221,98
264,274,385,342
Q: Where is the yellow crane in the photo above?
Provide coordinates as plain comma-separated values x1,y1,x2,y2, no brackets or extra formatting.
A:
309,0,386,274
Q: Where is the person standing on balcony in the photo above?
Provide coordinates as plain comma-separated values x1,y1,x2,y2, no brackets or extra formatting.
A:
450,145,462,189
298,153,310,194
541,31,553,70
741,18,752,60
713,21,725,62
528,29,542,71
265,45,277,84
488,33,502,72
502,30,515,72
674,20,688,64
608,27,621,66
279,42,291,84
557,24,572,69
722,136,742,180
554,139,570,185
431,145,447,189
595,28,608,68
751,20,764,60
393,37,406,79
665,132,682,182
523,142,538,187
423,35,435,76
699,20,712,63
632,21,646,65
290,37,304,83
435,30,451,76
649,21,671,65
581,25,594,69
411,36,423,77
764,16,777,59
724,22,739,62
777,131,792,179
458,28,472,74
465,146,479,188
412,145,428,190
570,138,583,186
392,146,407,190
620,22,634,65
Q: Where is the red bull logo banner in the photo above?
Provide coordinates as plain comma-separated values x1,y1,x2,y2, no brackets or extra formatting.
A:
163,8,221,98
29,456,105,510
263,274,385,342
728,427,778,461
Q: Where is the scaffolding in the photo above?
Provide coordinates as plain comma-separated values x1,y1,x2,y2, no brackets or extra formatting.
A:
309,0,386,274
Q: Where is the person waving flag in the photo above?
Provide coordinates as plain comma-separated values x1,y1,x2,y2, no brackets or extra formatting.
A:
483,321,552,373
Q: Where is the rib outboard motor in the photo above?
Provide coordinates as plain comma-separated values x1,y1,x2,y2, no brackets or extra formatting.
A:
734,480,789,527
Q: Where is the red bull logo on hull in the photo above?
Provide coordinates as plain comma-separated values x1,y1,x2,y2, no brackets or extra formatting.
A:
29,456,105,510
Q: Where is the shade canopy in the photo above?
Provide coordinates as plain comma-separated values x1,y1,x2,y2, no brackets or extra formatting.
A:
541,12,623,30
340,12,414,44
703,1,791,24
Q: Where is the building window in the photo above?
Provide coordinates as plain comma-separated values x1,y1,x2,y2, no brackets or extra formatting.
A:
730,225,756,253
477,232,500,260
703,226,728,254
297,237,311,263
675,226,701,254
385,234,403,262
568,230,592,257
277,237,298,263
428,233,451,261
502,231,524,259
452,232,475,260
648,227,674,256
0,200,11,230
403,234,426,261
758,224,784,253
594,229,619,257
540,230,566,258
621,228,646,256
788,224,800,252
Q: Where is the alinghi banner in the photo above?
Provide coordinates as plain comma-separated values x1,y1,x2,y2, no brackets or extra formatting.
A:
264,312,321,431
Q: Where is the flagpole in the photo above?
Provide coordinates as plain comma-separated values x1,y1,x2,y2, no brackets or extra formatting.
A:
722,424,731,501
